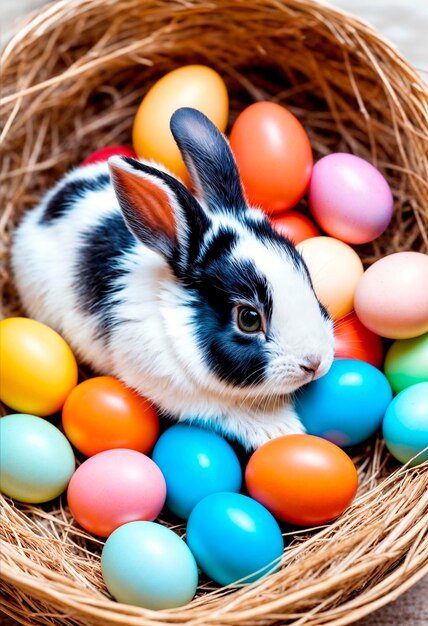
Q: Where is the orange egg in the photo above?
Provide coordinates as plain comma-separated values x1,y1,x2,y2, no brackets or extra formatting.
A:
270,210,320,244
62,376,159,457
334,311,384,368
245,435,358,526
133,65,229,182
229,102,313,214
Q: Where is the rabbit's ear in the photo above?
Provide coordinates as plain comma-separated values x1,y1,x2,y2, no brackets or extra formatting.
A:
109,156,209,266
170,107,246,214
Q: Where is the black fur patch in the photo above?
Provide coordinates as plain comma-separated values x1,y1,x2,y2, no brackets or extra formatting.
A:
196,228,237,268
41,173,110,224
193,254,271,386
76,212,136,332
245,214,309,275
170,108,247,214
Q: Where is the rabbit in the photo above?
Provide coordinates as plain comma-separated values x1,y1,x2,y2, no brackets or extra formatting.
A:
11,107,334,450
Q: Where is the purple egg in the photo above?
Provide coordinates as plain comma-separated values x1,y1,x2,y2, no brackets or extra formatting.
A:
308,153,394,244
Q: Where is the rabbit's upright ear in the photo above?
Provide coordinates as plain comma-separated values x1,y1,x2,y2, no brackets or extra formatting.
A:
170,107,247,214
109,156,209,267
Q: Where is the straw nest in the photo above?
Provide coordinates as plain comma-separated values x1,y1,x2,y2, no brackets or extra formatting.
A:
1,1,427,625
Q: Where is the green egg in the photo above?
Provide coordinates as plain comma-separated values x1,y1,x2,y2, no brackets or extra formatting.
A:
384,333,428,394
0,413,75,503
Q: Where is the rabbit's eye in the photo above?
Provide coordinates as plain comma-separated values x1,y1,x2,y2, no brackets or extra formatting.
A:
236,306,262,333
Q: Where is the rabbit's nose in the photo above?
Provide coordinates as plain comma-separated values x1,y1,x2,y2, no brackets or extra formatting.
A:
299,356,321,376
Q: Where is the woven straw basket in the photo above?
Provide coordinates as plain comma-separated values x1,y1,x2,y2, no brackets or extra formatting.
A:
1,0,427,625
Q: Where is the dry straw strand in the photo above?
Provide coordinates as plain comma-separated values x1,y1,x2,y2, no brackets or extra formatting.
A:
1,0,427,624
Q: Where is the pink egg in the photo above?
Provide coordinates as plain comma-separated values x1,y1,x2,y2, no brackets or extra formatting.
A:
67,449,166,537
354,252,428,339
308,153,393,244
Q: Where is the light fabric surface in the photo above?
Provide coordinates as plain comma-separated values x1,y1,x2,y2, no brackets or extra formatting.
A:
0,1,426,625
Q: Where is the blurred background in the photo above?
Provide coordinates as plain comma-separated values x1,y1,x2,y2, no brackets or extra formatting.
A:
1,0,427,78
0,1,426,625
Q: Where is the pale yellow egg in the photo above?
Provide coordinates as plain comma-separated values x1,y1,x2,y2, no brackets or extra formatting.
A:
297,237,364,320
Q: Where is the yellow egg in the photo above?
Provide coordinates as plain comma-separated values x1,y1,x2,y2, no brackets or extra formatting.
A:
0,317,78,416
297,237,364,320
133,65,229,181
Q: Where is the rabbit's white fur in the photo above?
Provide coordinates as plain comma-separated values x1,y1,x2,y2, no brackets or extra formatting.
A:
12,160,334,449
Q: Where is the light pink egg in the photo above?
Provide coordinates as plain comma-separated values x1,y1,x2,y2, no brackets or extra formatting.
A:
308,153,393,244
67,448,166,537
354,252,428,339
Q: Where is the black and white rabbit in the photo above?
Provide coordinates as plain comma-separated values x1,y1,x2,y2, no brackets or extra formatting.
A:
12,107,334,449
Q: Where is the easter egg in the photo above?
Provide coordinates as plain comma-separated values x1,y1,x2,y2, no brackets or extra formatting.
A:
186,492,283,586
229,102,312,213
270,210,320,244
82,145,136,166
308,153,393,244
67,449,166,537
133,65,228,181
383,382,428,467
354,252,428,339
62,376,159,457
384,333,428,394
246,435,358,526
334,312,384,368
0,317,78,416
152,424,242,519
296,237,364,320
296,359,393,447
0,414,75,503
102,521,198,609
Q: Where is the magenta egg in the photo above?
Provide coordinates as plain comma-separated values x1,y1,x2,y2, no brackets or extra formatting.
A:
308,153,393,244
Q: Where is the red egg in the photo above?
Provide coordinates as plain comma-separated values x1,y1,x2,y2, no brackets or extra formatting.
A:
270,210,320,244
82,145,137,166
245,435,358,526
334,312,384,368
229,102,313,214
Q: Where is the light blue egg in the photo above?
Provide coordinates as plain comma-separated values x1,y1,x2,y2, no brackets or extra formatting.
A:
382,382,428,467
152,424,242,519
101,521,198,609
296,359,393,446
186,492,284,586
0,413,75,502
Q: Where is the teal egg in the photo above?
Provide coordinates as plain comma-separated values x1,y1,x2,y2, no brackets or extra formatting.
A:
296,359,393,447
384,333,428,394
382,383,428,467
101,521,198,609
186,492,284,586
0,413,75,502
152,423,242,519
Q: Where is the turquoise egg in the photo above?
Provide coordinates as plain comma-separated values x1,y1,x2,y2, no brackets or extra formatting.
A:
152,423,242,519
0,413,75,502
296,359,393,446
186,492,284,586
382,382,428,467
101,521,198,609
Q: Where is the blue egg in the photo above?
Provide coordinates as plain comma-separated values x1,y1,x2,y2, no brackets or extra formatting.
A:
296,359,393,446
0,413,75,502
152,424,242,519
186,492,284,586
383,382,428,467
101,521,198,609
